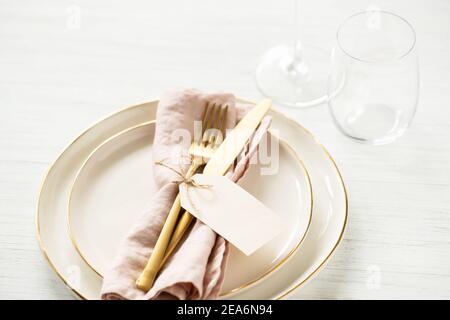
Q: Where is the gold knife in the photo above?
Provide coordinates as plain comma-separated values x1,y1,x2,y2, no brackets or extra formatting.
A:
203,99,272,176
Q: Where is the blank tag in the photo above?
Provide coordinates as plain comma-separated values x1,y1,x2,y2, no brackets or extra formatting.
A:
179,174,283,256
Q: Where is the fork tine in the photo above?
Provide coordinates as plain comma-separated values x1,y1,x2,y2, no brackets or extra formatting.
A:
207,104,227,146
205,103,217,129
202,103,220,144
215,104,228,146
200,101,210,123
195,102,214,144
203,102,216,132
220,105,228,137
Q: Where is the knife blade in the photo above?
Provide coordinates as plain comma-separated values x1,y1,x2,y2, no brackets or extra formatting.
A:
203,98,272,175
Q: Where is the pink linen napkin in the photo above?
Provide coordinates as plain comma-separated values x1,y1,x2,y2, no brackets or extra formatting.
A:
101,89,271,300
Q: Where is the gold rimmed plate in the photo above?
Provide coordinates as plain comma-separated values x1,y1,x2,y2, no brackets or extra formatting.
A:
36,99,347,299
67,121,313,297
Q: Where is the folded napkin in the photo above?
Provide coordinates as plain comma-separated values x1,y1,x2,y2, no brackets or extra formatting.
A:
101,89,271,300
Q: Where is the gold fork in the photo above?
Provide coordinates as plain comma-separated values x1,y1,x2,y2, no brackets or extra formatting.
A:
136,102,228,291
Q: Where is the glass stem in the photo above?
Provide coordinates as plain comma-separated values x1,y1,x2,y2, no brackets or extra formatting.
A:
289,0,311,82
293,0,304,64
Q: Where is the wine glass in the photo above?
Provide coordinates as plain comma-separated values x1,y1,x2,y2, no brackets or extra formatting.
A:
255,0,329,108
328,10,419,145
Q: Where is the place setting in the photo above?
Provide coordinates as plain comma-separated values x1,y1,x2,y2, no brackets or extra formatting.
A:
36,89,347,300
35,6,421,300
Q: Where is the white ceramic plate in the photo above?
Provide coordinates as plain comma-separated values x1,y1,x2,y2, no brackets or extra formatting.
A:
68,121,312,296
36,100,347,299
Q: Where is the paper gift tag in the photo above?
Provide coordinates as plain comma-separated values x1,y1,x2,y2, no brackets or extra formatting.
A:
179,174,283,256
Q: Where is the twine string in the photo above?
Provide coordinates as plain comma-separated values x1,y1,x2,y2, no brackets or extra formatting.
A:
155,159,212,215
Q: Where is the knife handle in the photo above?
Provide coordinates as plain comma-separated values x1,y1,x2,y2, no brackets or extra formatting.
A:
136,163,199,292
160,210,195,267
135,193,182,291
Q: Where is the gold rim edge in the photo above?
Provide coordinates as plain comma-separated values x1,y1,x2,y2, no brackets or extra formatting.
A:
221,138,313,297
36,99,348,301
66,121,313,298
36,101,157,301
66,120,156,280
271,108,349,300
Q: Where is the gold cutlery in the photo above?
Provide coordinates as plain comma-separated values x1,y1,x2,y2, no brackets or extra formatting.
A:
136,101,228,291
161,99,273,267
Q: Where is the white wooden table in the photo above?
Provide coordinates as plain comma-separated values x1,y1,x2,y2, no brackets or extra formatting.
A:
1,0,449,299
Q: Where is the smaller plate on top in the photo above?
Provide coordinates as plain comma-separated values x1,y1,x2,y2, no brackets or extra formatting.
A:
68,121,312,296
